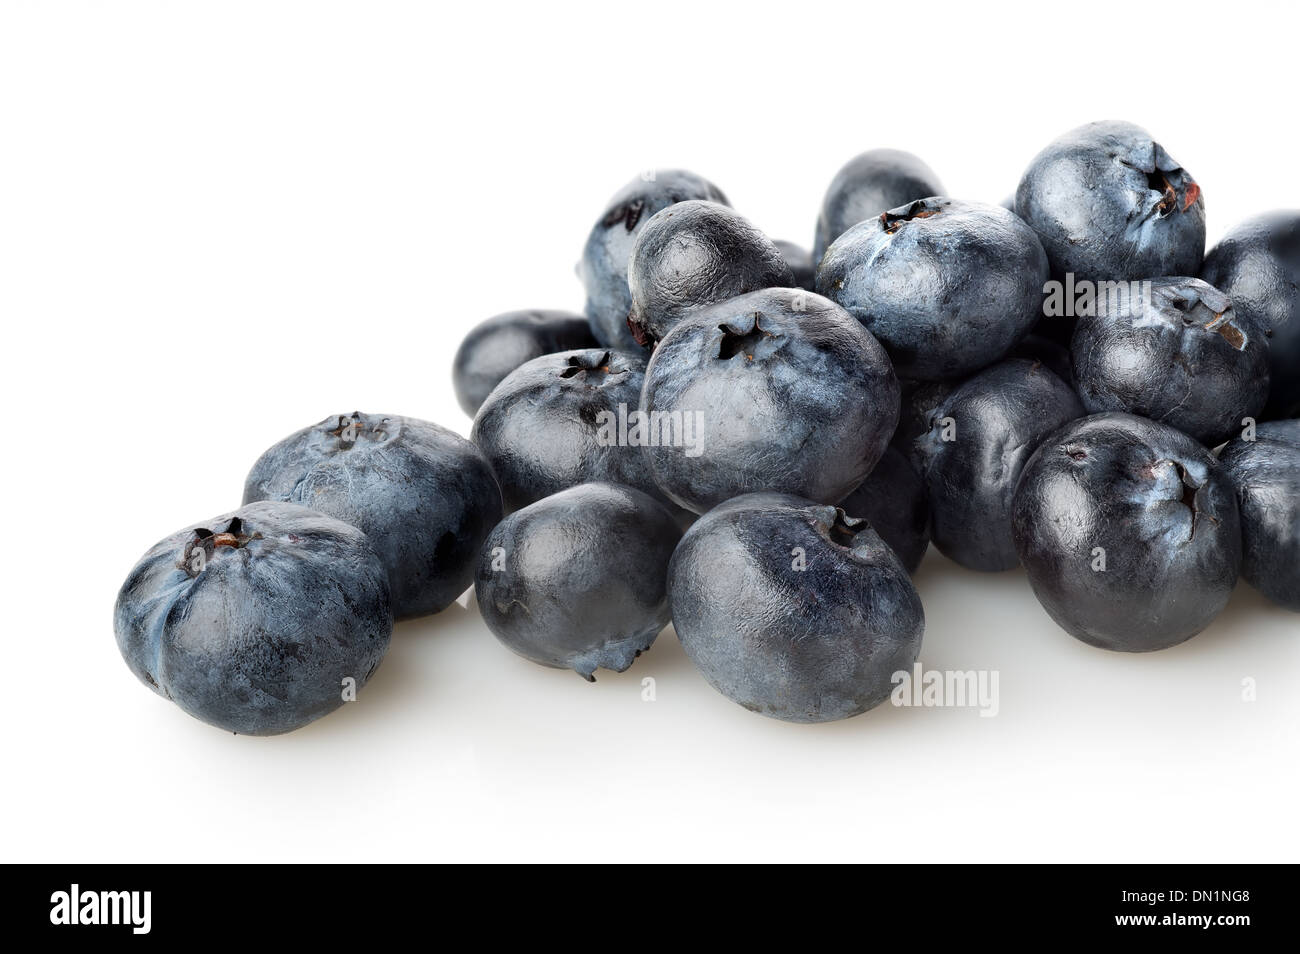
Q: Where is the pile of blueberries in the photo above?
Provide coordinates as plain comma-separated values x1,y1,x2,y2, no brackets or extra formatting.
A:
116,121,1299,734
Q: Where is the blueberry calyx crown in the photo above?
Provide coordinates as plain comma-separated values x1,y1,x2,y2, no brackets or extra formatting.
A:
179,517,262,578
1154,458,1218,543
1122,157,1201,219
601,198,645,233
809,506,868,551
1149,169,1200,217
716,314,780,362
328,412,389,449
880,199,941,235
627,312,656,349
558,351,620,385
1158,285,1247,350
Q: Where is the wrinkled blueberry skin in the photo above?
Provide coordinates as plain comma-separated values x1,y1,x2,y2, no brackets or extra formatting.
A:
244,413,501,620
774,240,816,292
670,493,924,723
1201,211,1300,418
915,359,1084,571
1071,278,1269,447
642,287,900,513
813,148,945,266
452,309,597,416
1011,413,1241,652
578,170,728,351
838,447,930,573
818,198,1049,381
475,482,681,680
1218,420,1300,611
114,501,393,735
470,347,677,514
626,200,793,346
1016,121,1205,283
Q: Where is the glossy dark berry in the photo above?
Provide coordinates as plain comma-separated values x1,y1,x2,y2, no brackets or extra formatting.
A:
1200,210,1300,418
1011,413,1241,651
670,493,924,723
626,200,793,347
452,309,597,416
114,501,393,735
838,446,930,573
470,347,678,514
475,482,681,680
1218,420,1300,611
914,359,1084,571
774,239,816,291
1070,277,1269,447
578,170,728,351
244,412,501,619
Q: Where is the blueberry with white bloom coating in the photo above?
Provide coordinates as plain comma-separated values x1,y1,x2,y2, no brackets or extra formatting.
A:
114,501,393,735
244,412,502,619
641,287,899,514
818,197,1049,381
1016,120,1205,283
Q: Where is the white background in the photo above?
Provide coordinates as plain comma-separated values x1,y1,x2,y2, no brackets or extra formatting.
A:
2,1,1296,862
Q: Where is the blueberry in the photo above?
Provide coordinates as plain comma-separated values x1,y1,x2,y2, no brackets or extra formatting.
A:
774,239,816,292
452,309,597,416
813,148,945,266
1011,412,1241,651
1016,121,1205,283
626,200,793,347
114,501,393,735
914,359,1084,571
1200,211,1300,418
641,287,899,513
475,482,681,680
578,170,728,351
470,347,679,515
244,412,502,620
669,493,924,722
1008,333,1073,384
891,379,955,462
818,198,1049,381
1070,278,1270,447
1217,420,1300,611
837,446,930,573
